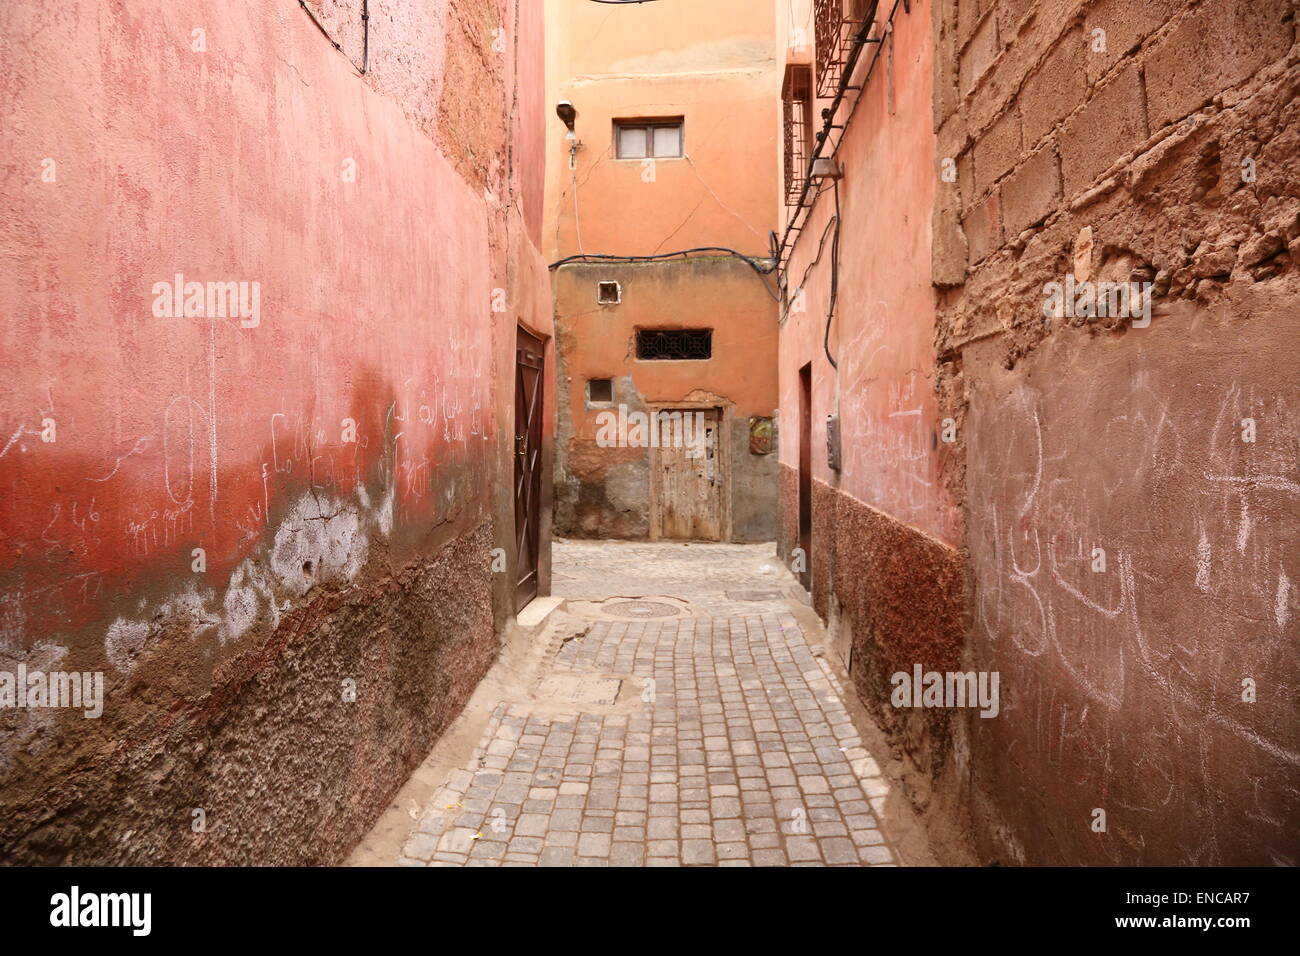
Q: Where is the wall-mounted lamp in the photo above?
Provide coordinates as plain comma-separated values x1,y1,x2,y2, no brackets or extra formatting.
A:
556,100,577,132
557,100,582,168
810,157,843,181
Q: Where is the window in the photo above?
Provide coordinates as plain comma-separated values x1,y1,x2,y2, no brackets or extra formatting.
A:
813,0,843,97
815,0,877,98
588,378,614,404
597,281,621,304
636,329,712,361
783,65,814,207
615,119,684,159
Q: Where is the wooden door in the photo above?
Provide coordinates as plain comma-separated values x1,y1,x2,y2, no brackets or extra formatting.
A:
514,326,545,610
798,364,812,589
653,408,722,541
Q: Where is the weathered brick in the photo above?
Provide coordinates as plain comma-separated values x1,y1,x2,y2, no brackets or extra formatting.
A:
962,189,1003,265
958,151,977,213
1018,28,1087,148
1083,0,1180,84
996,0,1037,36
957,0,989,50
1001,143,1062,236
973,107,1023,194
959,8,1000,96
1059,63,1147,195
1142,0,1293,130
934,0,962,131
933,202,969,288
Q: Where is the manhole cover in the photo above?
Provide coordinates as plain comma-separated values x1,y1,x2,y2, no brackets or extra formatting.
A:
602,600,681,619
536,675,622,705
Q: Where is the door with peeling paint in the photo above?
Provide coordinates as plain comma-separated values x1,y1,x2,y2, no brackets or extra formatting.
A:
653,408,723,541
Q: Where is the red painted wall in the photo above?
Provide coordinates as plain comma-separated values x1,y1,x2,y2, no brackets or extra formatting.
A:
0,0,551,859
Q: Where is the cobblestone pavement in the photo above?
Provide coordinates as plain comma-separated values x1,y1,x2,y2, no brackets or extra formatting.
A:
396,540,907,867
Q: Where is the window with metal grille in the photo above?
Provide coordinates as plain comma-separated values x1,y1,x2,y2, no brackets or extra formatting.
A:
783,65,813,207
615,118,684,159
636,329,712,361
814,0,878,99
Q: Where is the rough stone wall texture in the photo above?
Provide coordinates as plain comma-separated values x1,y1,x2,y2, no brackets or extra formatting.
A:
1,523,494,865
832,493,967,779
776,463,799,567
935,0,1300,864
728,417,779,542
0,0,550,864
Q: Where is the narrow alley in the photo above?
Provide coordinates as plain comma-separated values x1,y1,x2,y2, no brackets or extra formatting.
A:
0,0,1296,931
353,541,945,867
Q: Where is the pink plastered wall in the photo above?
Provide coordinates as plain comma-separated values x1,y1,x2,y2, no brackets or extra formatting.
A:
0,0,548,666
779,1,959,545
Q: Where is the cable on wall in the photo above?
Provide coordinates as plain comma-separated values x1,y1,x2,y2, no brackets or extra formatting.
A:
550,247,781,303
824,176,842,369
777,0,909,276
297,0,369,75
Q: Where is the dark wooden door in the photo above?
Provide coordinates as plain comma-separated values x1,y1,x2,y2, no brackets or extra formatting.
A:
798,364,812,589
514,326,545,610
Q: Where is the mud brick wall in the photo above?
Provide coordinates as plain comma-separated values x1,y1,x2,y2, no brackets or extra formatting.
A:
934,0,1299,864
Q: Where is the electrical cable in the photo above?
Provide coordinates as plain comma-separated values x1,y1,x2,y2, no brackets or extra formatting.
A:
777,0,901,273
824,176,842,369
570,166,586,254
550,248,781,303
297,0,368,74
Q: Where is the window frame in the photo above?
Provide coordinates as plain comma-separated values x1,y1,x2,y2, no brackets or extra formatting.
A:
613,117,686,160
782,64,814,207
597,280,622,305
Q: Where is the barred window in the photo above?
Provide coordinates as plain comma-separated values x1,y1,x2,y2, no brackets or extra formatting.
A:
815,0,877,98
636,329,713,361
783,65,813,207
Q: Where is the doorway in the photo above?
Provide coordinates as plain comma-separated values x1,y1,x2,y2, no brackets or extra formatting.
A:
652,407,723,541
514,326,545,610
798,363,812,590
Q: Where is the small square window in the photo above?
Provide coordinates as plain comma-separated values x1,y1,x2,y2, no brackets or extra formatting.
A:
588,378,614,404
597,281,621,305
615,118,684,159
